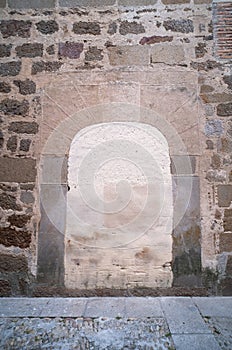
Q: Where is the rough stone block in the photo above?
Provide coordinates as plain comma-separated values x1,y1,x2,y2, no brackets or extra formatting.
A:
140,35,173,45
0,44,12,58
8,214,31,228
0,253,28,273
20,139,31,152
8,0,55,8
119,21,145,35
108,46,149,66
7,136,17,152
0,227,31,248
16,43,43,58
59,42,84,59
151,44,185,64
217,102,232,117
0,20,31,38
73,22,101,35
0,157,36,183
171,156,196,175
9,122,39,134
13,79,36,95
218,185,232,207
205,120,223,137
60,0,116,6
118,0,157,5
0,193,21,211
0,62,21,77
0,99,29,116
85,46,103,61
223,209,232,232
31,61,62,75
220,232,232,252
36,20,59,35
163,19,194,33
0,82,11,93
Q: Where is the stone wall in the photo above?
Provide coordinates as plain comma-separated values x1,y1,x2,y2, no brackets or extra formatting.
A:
0,0,231,295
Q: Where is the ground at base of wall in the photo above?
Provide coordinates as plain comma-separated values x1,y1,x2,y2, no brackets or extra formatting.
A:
32,286,209,297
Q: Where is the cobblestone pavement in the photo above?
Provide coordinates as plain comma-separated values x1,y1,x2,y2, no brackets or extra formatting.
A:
0,297,231,350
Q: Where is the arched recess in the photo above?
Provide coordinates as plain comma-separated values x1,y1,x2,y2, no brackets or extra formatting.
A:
38,103,195,288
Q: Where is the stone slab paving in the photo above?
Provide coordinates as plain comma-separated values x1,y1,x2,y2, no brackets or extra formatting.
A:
0,297,231,349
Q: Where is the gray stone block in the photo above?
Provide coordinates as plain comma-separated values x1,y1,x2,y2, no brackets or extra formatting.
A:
84,298,126,317
118,0,157,5
160,297,211,334
8,0,55,9
40,298,87,317
0,157,36,183
172,334,220,350
59,0,116,7
0,0,6,7
125,297,163,317
193,297,232,317
0,298,49,317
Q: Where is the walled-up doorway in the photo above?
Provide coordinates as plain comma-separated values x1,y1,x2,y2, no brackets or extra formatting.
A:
65,122,173,289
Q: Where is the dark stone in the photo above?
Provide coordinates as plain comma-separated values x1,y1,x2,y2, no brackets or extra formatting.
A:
107,22,117,35
59,42,84,59
20,191,34,204
163,19,194,33
16,43,43,58
0,253,28,272
220,278,232,296
211,153,221,169
0,98,29,116
0,130,3,148
14,79,36,95
206,140,214,150
0,61,21,77
140,35,173,45
0,184,17,192
195,42,207,58
190,60,222,71
0,20,32,38
0,280,11,297
0,82,11,93
46,45,55,55
217,102,232,117
218,138,232,153
0,193,22,211
0,227,31,248
0,0,6,7
73,22,101,35
223,75,232,90
224,209,232,232
85,46,103,61
36,20,59,34
172,248,201,278
9,121,38,134
20,139,31,152
31,61,63,75
8,214,31,228
219,232,232,252
226,255,232,276
0,158,36,183
0,44,12,57
200,85,214,93
7,136,17,152
20,184,34,191
217,185,232,207
119,21,145,35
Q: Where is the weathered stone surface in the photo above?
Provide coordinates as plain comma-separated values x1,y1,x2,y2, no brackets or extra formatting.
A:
217,102,232,117
217,185,232,207
85,46,103,61
205,120,223,137
0,0,6,7
16,43,43,58
0,184,17,192
201,93,232,104
190,60,222,71
118,0,157,5
7,136,17,152
211,153,221,169
108,46,149,66
200,85,214,93
195,42,207,58
20,139,31,152
73,22,101,35
31,61,63,75
0,193,21,211
13,79,36,95
223,209,232,232
0,82,11,93
0,158,36,183
0,44,12,57
46,45,55,55
206,170,226,183
163,19,194,33
223,75,232,90
220,233,232,252
0,227,31,248
9,121,39,134
0,99,29,116
8,0,55,8
226,255,232,276
151,44,185,64
119,21,145,35
20,184,35,191
0,253,28,272
0,20,32,38
59,42,84,59
20,191,34,204
0,280,11,297
219,138,232,153
0,131,3,149
60,0,115,6
8,214,31,228
140,35,173,45
107,22,117,35
0,62,21,77
36,20,59,34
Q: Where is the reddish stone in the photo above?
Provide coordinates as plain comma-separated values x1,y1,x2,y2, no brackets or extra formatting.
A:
58,42,84,59
140,35,173,45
